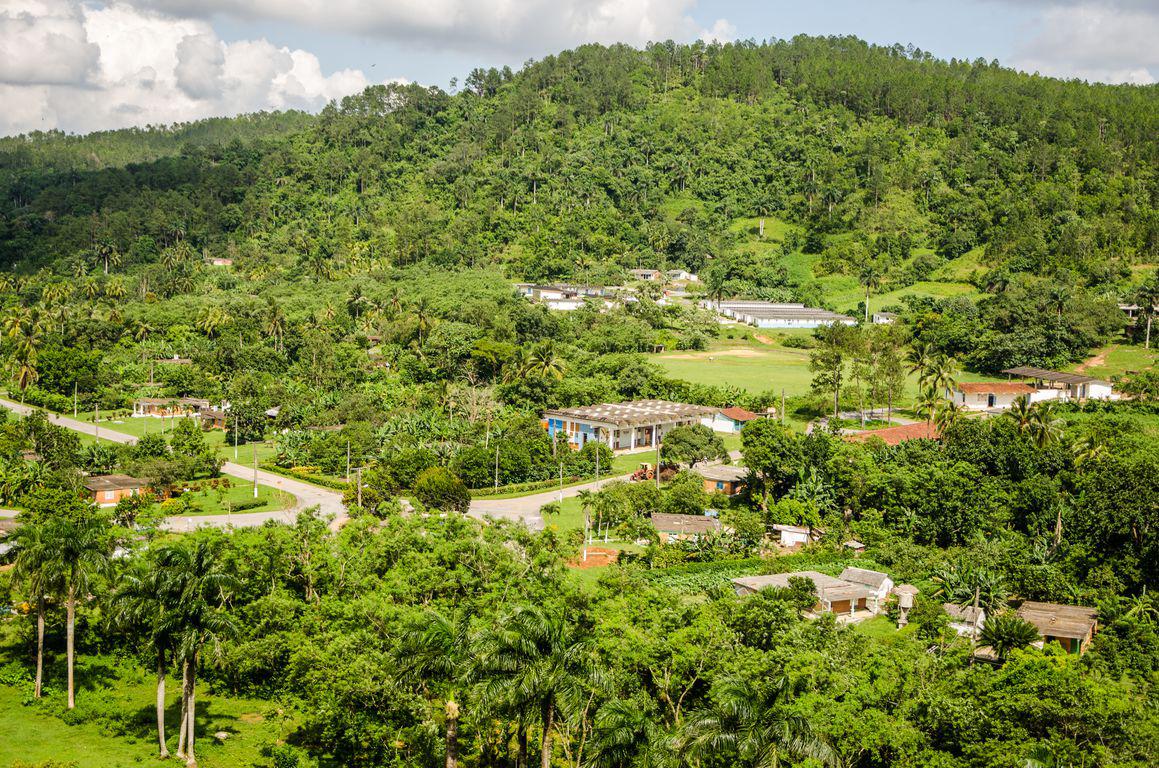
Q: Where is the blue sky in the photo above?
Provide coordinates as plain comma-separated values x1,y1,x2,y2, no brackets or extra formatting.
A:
1,1,1155,135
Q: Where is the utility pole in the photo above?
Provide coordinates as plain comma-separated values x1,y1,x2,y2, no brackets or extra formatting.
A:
73,382,77,419
346,440,351,481
655,434,661,490
494,445,500,492
356,466,363,508
233,419,238,461
594,441,600,491
252,442,258,499
94,403,99,441
969,585,981,666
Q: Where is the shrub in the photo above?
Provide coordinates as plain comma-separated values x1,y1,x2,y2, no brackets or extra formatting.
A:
413,467,471,513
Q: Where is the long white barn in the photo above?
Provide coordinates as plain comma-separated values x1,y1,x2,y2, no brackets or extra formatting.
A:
707,300,857,329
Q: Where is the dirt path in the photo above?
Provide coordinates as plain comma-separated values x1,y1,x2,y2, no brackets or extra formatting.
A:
1075,347,1109,373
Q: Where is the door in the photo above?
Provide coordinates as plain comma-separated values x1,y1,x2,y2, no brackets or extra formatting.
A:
988,394,996,408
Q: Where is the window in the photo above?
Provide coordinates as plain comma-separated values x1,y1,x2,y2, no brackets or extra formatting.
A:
716,481,724,490
103,490,114,501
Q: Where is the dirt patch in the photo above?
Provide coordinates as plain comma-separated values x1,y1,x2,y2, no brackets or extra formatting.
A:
238,712,265,724
664,348,766,360
569,547,619,569
753,334,777,345
1076,348,1109,373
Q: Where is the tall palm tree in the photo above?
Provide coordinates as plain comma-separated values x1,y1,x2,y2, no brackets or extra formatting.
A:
927,354,959,395
859,263,883,323
934,400,965,432
400,610,471,768
157,541,238,766
414,298,433,348
11,520,64,699
40,515,112,709
979,613,1040,660
195,305,231,339
113,560,184,758
588,698,665,768
95,240,121,275
472,604,598,768
905,342,934,387
678,676,836,768
914,387,942,426
263,299,287,353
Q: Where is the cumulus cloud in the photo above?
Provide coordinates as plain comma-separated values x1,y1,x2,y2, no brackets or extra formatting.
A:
130,0,710,54
0,0,381,134
699,18,735,44
0,0,100,85
980,0,1159,83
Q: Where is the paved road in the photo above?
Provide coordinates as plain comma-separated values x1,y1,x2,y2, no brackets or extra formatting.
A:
467,451,744,530
0,397,346,530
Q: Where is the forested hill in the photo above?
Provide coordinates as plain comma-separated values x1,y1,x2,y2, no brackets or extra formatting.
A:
0,36,1156,366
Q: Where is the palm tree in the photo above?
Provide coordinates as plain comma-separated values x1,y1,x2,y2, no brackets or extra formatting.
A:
934,400,965,432
588,698,665,768
1006,395,1034,432
914,387,942,426
195,305,231,339
928,354,959,395
503,347,533,384
39,515,112,709
529,341,565,380
979,612,1040,660
113,560,184,758
1028,403,1063,449
414,298,433,348
905,342,933,387
678,675,836,767
472,604,598,768
157,541,238,766
105,277,127,301
11,520,63,699
263,299,287,353
932,563,1007,616
95,240,121,275
858,263,883,323
400,610,471,768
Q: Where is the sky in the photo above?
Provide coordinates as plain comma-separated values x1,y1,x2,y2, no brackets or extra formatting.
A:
1,0,1156,137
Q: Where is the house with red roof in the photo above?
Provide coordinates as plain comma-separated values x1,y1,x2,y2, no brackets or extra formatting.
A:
951,381,1035,411
702,406,764,434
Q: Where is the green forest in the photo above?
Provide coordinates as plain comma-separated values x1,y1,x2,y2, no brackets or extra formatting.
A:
0,35,1157,768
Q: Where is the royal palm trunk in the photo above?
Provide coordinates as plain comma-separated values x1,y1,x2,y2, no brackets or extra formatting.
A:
157,655,170,758
34,596,44,699
66,586,76,709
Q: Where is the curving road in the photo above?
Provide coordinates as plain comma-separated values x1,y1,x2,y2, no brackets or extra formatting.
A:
0,397,346,530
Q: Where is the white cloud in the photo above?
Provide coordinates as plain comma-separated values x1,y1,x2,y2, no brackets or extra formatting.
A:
699,18,735,44
130,0,709,53
0,0,100,85
981,0,1159,83
0,1,383,134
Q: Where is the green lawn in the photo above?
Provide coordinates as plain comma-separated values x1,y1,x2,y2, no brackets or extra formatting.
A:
655,340,815,397
0,636,299,767
1066,343,1157,380
73,414,281,466
167,480,294,517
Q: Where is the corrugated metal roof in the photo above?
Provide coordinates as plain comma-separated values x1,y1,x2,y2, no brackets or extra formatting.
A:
545,400,715,427
1001,366,1109,386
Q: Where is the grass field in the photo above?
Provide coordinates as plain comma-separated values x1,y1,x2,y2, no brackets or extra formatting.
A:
0,629,300,768
1068,343,1157,380
168,480,294,517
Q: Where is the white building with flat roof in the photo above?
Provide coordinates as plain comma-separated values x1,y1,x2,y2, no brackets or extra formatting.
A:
542,400,715,451
707,300,857,329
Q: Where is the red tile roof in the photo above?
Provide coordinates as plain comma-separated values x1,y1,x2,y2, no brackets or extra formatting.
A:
720,406,759,422
957,382,1035,395
844,422,940,446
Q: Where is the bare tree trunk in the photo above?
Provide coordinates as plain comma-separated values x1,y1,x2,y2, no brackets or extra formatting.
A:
445,699,459,768
34,596,44,698
185,663,197,767
540,701,554,768
66,587,76,709
517,723,528,768
157,655,170,758
177,660,190,759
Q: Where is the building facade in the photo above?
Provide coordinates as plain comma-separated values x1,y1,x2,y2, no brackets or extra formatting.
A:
543,400,715,451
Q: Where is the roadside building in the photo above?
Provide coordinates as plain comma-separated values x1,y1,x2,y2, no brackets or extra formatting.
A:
731,568,893,618
843,422,940,446
951,381,1036,411
697,464,748,496
542,400,716,451
666,269,698,283
199,405,228,430
133,397,211,418
839,567,894,605
702,406,761,433
943,603,986,638
651,513,721,542
872,311,898,325
1016,601,1099,655
84,474,147,507
843,539,866,556
1001,367,1117,403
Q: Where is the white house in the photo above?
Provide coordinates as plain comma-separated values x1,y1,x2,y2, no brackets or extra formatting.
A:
772,524,814,548
628,268,662,282
951,381,1036,411
872,311,898,325
1002,367,1119,402
666,269,698,283
543,400,715,451
702,406,761,433
839,567,894,607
